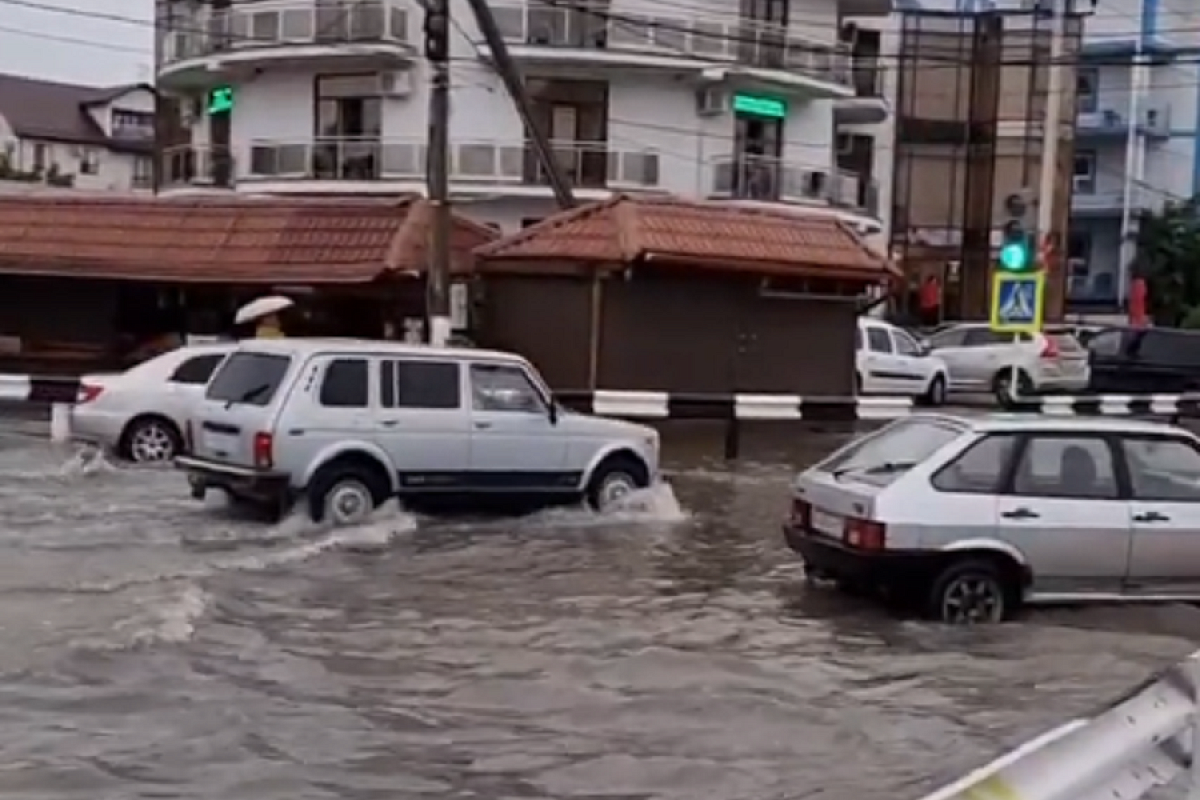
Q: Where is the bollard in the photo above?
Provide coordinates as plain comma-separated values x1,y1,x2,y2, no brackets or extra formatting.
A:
49,403,71,443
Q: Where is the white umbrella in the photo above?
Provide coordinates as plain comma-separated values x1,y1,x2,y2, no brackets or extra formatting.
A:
235,295,294,325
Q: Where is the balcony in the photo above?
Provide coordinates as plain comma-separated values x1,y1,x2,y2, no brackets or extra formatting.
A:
485,0,851,94
157,0,414,88
159,139,661,194
708,155,879,219
1070,185,1156,218
1076,103,1170,141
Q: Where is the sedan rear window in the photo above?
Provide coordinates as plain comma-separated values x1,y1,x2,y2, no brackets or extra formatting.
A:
816,418,965,485
206,351,291,407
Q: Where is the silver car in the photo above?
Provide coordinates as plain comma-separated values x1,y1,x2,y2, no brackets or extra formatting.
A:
175,339,660,523
923,323,1089,402
783,413,1200,623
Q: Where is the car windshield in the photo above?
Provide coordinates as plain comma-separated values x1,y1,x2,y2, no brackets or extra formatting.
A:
815,418,965,485
205,351,291,407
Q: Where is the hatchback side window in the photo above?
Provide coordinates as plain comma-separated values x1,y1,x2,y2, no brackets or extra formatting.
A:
963,329,1011,347
380,359,460,409
1123,437,1200,502
866,327,892,353
168,353,225,385
470,364,545,413
931,434,1017,494
1011,436,1118,500
319,358,368,408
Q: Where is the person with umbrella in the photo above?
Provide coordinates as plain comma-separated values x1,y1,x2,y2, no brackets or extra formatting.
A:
235,295,293,339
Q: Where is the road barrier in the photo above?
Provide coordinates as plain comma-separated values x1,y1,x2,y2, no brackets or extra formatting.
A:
0,375,81,443
918,649,1200,800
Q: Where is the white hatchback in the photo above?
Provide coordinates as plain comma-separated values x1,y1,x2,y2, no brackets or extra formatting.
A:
70,343,235,462
856,318,949,405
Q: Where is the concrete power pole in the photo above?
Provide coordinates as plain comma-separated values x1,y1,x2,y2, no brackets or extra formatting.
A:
1036,0,1069,290
424,0,453,347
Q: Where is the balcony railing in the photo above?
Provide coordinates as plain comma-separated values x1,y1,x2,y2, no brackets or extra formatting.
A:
709,155,879,217
160,144,234,188
161,139,661,190
487,0,850,86
159,0,411,67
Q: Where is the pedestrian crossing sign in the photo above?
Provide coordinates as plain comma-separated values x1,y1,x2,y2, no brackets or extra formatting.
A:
989,272,1045,333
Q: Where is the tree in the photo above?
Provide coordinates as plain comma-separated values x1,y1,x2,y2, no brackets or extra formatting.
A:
1135,197,1200,326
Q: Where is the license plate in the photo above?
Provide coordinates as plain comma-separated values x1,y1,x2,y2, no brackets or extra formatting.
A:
810,509,844,536
202,431,236,453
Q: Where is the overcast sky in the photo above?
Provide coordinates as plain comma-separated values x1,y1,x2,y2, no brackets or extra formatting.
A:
0,0,152,86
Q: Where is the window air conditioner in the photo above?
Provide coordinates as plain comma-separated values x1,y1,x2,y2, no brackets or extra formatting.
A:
378,71,413,97
695,87,727,117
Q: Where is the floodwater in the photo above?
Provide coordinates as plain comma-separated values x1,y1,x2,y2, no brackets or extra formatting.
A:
0,418,1194,800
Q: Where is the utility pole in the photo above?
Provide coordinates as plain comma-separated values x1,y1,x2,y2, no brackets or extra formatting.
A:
1036,0,1069,294
1117,37,1144,310
424,0,452,347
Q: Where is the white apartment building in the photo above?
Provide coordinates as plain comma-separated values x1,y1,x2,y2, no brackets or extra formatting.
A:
1069,0,1200,310
154,0,890,234
0,75,156,193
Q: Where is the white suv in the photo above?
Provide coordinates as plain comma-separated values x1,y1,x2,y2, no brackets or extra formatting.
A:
175,339,661,524
923,323,1089,403
856,318,949,405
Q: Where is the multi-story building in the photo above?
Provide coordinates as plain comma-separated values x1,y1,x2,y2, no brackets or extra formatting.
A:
0,74,156,193
1069,0,1200,311
153,0,890,234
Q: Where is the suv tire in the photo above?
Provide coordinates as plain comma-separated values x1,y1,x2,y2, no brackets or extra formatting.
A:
992,369,1033,407
308,464,388,526
586,455,649,511
927,559,1011,624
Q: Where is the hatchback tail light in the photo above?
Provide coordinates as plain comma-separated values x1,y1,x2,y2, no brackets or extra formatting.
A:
790,497,811,528
253,432,273,469
1039,337,1059,359
844,518,887,551
77,384,103,404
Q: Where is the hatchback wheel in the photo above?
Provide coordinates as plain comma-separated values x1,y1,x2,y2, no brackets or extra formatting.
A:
121,417,180,463
928,560,1009,624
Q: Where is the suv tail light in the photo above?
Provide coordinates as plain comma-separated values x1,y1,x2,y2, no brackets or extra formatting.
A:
844,518,886,551
790,497,811,528
78,384,103,404
1039,337,1059,359
253,432,273,469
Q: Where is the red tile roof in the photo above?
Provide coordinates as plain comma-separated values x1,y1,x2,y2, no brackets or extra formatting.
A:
475,194,895,281
0,194,496,284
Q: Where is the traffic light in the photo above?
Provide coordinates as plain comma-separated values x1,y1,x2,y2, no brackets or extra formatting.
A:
998,190,1034,273
423,1,449,62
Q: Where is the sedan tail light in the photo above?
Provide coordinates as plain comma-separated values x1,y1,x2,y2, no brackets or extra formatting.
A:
844,518,887,551
77,384,104,404
1039,337,1059,359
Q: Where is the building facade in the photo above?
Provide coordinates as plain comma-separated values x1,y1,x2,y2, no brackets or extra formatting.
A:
1068,0,1200,311
0,75,156,193
153,0,889,233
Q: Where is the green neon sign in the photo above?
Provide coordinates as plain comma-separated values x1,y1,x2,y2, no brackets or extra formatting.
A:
207,86,234,115
732,93,786,119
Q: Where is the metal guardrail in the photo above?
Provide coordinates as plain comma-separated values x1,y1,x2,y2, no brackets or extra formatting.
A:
918,649,1200,800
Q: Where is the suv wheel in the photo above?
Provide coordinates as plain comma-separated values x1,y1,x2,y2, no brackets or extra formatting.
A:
992,369,1033,406
586,456,649,511
928,559,1010,624
309,465,386,526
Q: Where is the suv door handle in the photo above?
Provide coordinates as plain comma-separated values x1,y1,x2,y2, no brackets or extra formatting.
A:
474,421,492,430
1001,507,1040,520
1134,511,1170,523
380,420,399,428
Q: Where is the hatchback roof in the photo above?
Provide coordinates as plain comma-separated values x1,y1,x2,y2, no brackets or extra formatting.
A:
912,411,1189,436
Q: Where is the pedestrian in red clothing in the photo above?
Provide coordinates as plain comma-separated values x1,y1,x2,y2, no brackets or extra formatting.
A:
919,275,941,328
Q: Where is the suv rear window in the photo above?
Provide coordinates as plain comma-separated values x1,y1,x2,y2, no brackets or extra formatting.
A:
816,418,965,485
206,351,291,407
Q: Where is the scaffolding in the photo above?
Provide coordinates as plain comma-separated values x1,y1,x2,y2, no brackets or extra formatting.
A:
889,8,1083,322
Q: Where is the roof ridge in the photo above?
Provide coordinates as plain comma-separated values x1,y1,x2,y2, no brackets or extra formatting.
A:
475,194,625,257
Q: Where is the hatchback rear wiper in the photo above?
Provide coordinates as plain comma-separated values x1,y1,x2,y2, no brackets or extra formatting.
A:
833,461,917,479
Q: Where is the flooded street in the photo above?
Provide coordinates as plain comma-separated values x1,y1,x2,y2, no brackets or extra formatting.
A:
0,418,1195,799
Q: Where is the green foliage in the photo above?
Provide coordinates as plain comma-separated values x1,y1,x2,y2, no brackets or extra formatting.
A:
1136,197,1200,326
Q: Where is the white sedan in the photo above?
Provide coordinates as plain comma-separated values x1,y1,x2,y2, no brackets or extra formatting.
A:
70,343,235,463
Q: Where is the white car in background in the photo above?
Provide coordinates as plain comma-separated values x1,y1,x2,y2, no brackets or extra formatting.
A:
856,318,949,405
70,343,235,463
922,323,1089,403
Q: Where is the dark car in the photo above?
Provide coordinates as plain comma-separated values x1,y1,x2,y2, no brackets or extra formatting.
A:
1088,327,1200,393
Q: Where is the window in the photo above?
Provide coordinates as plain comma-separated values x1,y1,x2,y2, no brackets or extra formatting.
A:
866,327,892,353
32,143,45,170
1073,151,1096,193
963,328,1012,347
927,327,967,349
112,110,154,138
168,353,226,385
1076,68,1098,113
1135,331,1200,368
319,358,368,407
133,156,153,188
379,359,460,409
1123,437,1200,502
932,434,1018,494
817,417,966,486
79,148,100,175
1087,329,1124,357
314,74,382,180
893,329,921,356
470,363,546,413
1011,436,1118,500
206,352,291,407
